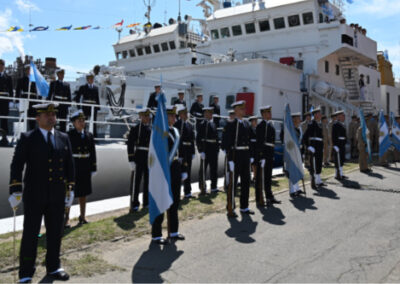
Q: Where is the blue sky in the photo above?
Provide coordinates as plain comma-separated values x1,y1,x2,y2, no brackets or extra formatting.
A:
0,0,399,81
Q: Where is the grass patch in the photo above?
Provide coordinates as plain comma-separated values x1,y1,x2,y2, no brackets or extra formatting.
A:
0,162,359,275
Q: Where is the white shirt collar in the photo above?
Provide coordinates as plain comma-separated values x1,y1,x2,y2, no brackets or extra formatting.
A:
39,127,55,140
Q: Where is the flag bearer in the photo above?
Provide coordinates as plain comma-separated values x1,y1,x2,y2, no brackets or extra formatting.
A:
288,112,305,197
8,103,75,283
332,110,348,180
127,108,152,212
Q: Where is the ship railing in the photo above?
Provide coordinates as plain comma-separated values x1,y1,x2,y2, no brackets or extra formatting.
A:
0,96,140,143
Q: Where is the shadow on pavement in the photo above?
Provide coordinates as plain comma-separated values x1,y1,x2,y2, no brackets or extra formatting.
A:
313,187,340,200
289,195,318,212
337,179,362,189
113,209,149,231
225,214,258,244
131,241,184,283
361,171,384,179
258,206,286,226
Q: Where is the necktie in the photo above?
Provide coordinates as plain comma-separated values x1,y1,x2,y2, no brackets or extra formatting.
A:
47,132,54,154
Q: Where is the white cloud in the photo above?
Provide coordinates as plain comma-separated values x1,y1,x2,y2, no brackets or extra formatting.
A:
348,0,400,18
15,0,40,13
0,8,26,58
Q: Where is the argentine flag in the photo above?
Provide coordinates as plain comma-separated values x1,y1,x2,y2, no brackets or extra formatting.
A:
390,112,400,151
283,104,304,184
29,61,49,98
359,109,372,162
378,110,391,158
148,93,173,224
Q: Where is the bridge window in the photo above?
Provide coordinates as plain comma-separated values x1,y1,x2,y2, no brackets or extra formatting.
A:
325,60,329,73
136,47,144,56
288,15,300,27
274,17,285,29
335,64,340,75
221,27,230,38
245,22,256,34
122,50,128,59
302,12,314,25
232,25,242,36
211,29,219,40
145,46,152,55
259,20,270,32
129,49,135,57
169,41,176,50
226,95,235,109
180,41,186,48
366,75,370,84
116,52,121,60
153,44,160,53
161,42,169,51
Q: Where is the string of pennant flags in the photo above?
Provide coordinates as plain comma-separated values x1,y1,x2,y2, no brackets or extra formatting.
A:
2,20,143,33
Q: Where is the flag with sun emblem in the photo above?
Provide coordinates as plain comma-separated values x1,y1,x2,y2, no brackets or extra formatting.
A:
390,112,400,151
148,93,173,224
283,104,304,185
378,110,391,158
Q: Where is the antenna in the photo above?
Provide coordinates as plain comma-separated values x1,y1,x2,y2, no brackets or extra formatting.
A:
178,0,182,22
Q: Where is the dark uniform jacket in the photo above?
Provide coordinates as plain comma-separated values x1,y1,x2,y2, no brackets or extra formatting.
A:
332,121,347,149
190,101,204,118
127,122,151,163
210,102,221,126
74,84,100,106
173,98,186,106
174,119,195,157
303,120,324,149
48,80,72,103
0,72,13,97
196,119,219,153
256,120,276,160
68,129,96,197
224,119,251,161
16,76,38,100
9,128,75,202
249,127,257,160
147,92,158,109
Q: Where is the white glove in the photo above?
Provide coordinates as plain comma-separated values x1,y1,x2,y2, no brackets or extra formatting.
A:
129,162,136,171
308,146,315,153
334,146,339,152
91,171,97,177
200,152,206,160
260,159,266,168
181,172,188,181
250,157,254,164
8,192,22,209
65,191,75,208
228,161,234,172
192,154,195,160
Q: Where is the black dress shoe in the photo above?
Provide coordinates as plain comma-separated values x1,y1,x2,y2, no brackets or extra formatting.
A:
48,270,70,281
342,175,349,179
296,190,305,196
317,182,327,187
227,212,238,218
78,216,88,225
153,238,169,245
290,193,297,198
241,209,255,215
170,233,185,240
64,223,71,229
335,175,343,180
269,198,281,204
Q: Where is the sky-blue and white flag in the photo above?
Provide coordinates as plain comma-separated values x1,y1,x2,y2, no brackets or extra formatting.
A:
29,61,49,97
283,104,304,184
148,92,173,224
378,110,391,158
390,112,400,151
359,109,372,162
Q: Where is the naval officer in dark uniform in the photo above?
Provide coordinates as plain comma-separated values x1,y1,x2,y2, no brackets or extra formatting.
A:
174,105,195,198
210,95,221,127
74,73,100,137
0,59,13,134
127,108,152,212
332,110,348,180
16,65,39,131
256,106,281,207
189,94,204,121
196,106,220,193
151,106,187,244
8,103,75,283
147,85,161,110
173,90,186,106
48,69,72,132
67,110,97,225
224,100,254,217
303,107,326,189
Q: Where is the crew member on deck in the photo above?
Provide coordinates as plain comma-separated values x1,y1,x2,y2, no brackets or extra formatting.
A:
74,73,100,137
147,85,161,110
174,105,195,198
332,110,348,180
196,107,220,193
127,108,152,212
48,69,72,132
0,59,13,134
8,103,75,283
249,116,258,187
16,65,39,131
151,106,187,244
256,106,281,207
210,95,221,127
67,110,97,225
173,90,186,106
190,94,204,121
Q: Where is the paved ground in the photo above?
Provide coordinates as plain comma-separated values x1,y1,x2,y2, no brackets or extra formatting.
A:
62,165,400,283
